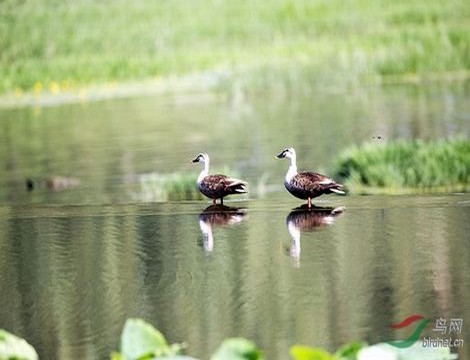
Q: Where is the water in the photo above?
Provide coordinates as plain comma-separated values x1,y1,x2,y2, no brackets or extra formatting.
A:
0,81,469,359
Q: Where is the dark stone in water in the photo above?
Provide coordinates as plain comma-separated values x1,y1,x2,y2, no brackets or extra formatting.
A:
25,176,80,192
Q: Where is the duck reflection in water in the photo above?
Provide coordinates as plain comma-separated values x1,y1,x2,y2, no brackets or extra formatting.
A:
198,204,246,252
286,205,344,266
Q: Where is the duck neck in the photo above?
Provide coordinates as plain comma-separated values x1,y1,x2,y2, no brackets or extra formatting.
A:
286,156,298,182
197,160,210,183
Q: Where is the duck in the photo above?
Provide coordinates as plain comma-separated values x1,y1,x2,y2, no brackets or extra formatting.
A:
192,153,247,204
276,147,345,208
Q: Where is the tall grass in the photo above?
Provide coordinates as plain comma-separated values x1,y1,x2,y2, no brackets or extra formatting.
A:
136,172,202,202
1,0,469,95
333,138,470,194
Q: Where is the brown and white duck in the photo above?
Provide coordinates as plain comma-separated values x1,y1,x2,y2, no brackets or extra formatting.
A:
276,147,345,208
192,153,247,204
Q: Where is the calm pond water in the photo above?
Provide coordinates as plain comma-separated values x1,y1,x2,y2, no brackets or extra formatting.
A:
0,81,469,359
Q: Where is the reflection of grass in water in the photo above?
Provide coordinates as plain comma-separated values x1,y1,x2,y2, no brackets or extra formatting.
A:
333,138,470,194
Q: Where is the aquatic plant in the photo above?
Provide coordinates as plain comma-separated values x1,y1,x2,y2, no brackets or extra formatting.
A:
0,329,38,360
106,319,461,360
1,320,458,360
333,138,470,194
108,319,458,360
110,319,188,360
110,319,262,360
137,172,203,202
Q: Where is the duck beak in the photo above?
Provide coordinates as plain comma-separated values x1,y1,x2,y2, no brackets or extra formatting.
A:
275,151,286,159
192,158,199,163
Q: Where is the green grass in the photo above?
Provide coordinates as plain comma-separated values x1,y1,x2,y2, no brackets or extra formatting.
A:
1,0,469,95
138,172,203,202
333,138,470,194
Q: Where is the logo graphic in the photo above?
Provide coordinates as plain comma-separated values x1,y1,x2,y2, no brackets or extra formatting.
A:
388,314,430,348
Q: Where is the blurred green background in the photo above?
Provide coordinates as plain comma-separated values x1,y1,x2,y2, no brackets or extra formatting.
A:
1,0,469,95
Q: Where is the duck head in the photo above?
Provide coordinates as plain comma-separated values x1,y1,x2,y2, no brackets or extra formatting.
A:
275,147,296,160
192,153,209,164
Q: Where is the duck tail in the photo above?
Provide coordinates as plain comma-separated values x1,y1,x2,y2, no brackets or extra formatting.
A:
227,178,248,194
330,182,345,195
330,188,345,195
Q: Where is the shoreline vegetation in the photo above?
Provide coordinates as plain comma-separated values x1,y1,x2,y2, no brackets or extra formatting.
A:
333,138,470,194
1,0,469,105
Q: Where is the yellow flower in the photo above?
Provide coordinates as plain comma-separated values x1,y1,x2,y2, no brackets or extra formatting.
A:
49,81,60,95
33,81,43,93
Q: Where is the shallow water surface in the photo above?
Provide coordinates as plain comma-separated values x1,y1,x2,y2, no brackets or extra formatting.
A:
0,82,469,359
0,195,469,359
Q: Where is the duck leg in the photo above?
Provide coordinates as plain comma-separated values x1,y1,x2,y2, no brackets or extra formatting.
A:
220,198,224,205
307,197,312,208
212,199,216,204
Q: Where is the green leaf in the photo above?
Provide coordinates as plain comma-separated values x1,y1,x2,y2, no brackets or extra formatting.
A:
110,352,125,360
110,352,198,360
289,345,335,360
120,319,170,360
211,338,262,360
155,357,198,360
335,341,367,360
0,329,38,360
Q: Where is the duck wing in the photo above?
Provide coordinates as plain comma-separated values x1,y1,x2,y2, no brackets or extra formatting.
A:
294,172,344,193
202,174,247,194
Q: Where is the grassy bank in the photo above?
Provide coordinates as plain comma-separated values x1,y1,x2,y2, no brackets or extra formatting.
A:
1,0,469,95
333,138,470,194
